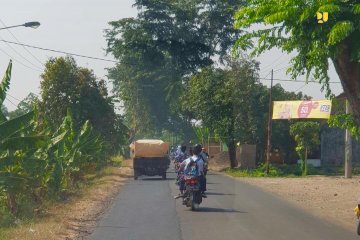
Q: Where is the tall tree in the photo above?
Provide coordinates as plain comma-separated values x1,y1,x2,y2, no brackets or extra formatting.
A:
234,0,360,126
105,0,243,139
182,56,266,168
40,56,124,152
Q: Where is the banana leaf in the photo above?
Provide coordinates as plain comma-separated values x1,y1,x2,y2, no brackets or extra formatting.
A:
0,135,47,151
0,60,12,105
0,111,34,140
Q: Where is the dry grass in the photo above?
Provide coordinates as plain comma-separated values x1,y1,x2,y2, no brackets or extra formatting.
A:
0,166,132,240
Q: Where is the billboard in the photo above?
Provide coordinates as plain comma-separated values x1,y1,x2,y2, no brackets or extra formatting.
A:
272,100,332,119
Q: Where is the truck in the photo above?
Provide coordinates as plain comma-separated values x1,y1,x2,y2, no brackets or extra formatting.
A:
130,139,170,180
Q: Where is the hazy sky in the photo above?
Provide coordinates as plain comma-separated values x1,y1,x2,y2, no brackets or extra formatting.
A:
0,0,343,111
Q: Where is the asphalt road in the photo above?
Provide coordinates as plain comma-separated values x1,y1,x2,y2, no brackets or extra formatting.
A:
89,169,356,240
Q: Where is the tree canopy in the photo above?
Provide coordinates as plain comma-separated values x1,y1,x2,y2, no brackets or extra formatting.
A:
234,0,360,126
181,56,266,167
105,0,243,140
40,56,126,153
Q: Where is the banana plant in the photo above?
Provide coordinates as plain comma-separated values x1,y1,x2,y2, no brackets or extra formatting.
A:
0,61,48,214
0,60,12,123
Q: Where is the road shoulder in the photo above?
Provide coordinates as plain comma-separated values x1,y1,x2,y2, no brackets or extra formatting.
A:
219,171,359,231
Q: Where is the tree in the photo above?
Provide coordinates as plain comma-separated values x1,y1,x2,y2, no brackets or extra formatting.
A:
290,121,320,176
182,56,267,168
8,93,38,119
40,56,124,153
105,0,243,139
234,0,360,127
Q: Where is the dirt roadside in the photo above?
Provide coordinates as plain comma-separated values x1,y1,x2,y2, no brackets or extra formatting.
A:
0,165,132,240
208,152,360,232
235,176,360,232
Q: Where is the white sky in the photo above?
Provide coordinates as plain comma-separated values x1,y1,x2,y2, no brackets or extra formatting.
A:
0,0,343,111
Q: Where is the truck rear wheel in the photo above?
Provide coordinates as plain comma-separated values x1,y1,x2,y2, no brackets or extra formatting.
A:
134,169,139,180
162,172,167,180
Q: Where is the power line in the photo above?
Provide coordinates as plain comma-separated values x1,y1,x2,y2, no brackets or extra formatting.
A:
6,93,22,103
0,34,43,71
0,46,42,72
294,83,308,92
0,39,118,63
273,65,289,72
0,19,45,68
259,77,341,84
260,71,272,79
4,98,17,108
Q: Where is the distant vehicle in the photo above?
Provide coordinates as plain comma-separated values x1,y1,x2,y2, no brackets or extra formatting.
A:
130,139,170,180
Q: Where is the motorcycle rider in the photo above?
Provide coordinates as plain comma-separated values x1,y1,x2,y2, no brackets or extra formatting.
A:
200,147,209,175
175,144,207,198
174,145,187,163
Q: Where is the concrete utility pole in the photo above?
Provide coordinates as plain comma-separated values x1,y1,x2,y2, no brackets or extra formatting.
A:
266,69,274,175
345,99,352,178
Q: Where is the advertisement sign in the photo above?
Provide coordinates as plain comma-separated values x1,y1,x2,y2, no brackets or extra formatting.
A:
272,100,332,119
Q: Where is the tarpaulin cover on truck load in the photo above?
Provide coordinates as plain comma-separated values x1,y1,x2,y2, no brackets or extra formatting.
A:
130,139,169,158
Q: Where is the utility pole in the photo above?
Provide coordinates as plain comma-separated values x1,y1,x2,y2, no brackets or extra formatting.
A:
345,99,352,178
266,69,274,175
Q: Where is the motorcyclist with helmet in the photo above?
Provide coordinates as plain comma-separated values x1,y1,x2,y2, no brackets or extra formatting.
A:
174,144,207,198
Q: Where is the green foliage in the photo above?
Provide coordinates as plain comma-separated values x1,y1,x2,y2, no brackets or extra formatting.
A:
328,21,354,45
235,0,360,95
0,62,115,225
110,155,123,167
40,56,127,154
226,163,360,178
8,93,39,120
290,121,320,175
193,127,211,144
328,113,360,138
0,60,12,105
0,61,12,123
182,55,266,167
226,163,302,177
105,0,243,140
233,0,360,128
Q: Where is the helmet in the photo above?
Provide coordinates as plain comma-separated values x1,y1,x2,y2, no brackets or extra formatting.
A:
193,144,202,155
180,145,187,152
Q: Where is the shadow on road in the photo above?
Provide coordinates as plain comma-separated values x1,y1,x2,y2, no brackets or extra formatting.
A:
205,192,234,196
197,207,246,213
141,177,176,181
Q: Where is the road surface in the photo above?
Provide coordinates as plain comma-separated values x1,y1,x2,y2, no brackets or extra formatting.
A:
89,169,356,240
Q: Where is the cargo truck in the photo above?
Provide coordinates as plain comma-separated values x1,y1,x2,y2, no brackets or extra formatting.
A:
130,139,170,180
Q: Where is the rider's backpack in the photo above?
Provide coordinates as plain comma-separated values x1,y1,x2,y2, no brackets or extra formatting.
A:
185,157,200,176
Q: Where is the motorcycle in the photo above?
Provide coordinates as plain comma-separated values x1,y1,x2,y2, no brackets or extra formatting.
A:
174,161,181,173
204,162,208,176
182,175,202,211
355,201,360,235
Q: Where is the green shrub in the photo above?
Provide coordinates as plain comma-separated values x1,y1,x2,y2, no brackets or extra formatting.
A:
110,155,123,167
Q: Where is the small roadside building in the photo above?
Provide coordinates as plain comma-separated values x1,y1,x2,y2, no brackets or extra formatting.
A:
321,93,360,166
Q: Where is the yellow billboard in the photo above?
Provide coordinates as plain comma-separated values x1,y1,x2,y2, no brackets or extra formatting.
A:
272,100,332,119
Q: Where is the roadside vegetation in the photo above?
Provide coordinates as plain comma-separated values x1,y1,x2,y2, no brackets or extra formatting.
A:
2,0,360,236
0,59,128,229
226,164,360,178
